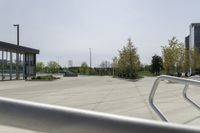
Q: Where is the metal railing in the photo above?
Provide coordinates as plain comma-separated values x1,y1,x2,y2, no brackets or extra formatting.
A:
183,76,200,111
149,75,200,122
0,97,199,133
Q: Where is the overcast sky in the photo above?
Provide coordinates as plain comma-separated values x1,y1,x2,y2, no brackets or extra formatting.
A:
0,0,200,67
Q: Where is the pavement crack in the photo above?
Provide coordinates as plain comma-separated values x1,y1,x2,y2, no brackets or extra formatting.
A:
91,87,114,110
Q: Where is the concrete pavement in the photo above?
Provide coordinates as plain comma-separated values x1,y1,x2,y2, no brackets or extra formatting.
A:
0,76,200,132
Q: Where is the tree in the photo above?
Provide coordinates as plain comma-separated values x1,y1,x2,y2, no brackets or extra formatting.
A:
79,62,89,75
182,49,190,74
47,61,60,73
99,61,111,69
36,62,45,73
151,55,163,75
98,61,111,75
190,47,200,74
162,37,184,75
117,38,140,79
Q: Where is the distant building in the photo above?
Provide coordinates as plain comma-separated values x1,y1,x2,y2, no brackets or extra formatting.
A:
0,41,39,80
185,23,200,74
185,35,189,50
186,23,200,50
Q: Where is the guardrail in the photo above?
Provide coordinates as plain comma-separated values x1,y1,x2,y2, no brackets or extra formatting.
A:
149,75,200,122
183,76,200,111
0,97,199,133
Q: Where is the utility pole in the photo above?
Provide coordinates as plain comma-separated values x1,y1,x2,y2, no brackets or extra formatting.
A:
89,48,92,68
13,24,19,80
89,48,92,74
56,56,61,74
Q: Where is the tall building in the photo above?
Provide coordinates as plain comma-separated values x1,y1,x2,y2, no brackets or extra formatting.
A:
186,23,200,50
185,23,200,74
185,35,189,50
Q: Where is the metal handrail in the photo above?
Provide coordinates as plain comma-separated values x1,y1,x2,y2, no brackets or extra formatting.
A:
149,75,200,122
183,76,200,111
0,97,199,133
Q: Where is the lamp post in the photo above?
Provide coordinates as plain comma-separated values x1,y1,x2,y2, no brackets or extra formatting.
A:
89,48,92,74
13,24,19,46
89,48,92,68
13,24,19,79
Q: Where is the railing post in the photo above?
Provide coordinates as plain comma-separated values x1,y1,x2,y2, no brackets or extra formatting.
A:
182,77,200,111
149,76,168,122
149,75,200,122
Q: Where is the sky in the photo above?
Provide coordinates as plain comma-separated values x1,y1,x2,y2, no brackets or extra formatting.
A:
0,0,200,67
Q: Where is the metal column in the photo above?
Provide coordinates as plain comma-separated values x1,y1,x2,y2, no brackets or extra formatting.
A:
10,52,12,80
16,52,19,80
5,51,7,80
23,53,25,79
2,50,4,81
34,54,36,76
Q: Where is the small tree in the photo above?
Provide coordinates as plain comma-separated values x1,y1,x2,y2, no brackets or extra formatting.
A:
79,62,89,75
162,37,184,75
99,60,111,75
118,38,140,79
36,62,45,73
47,61,60,73
151,55,163,75
183,49,190,74
99,61,111,69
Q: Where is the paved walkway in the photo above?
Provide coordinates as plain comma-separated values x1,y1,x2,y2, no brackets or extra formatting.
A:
0,76,200,132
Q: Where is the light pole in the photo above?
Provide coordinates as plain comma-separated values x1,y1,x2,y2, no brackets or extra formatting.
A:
56,56,61,74
13,24,19,46
89,48,92,68
13,24,19,79
89,48,92,74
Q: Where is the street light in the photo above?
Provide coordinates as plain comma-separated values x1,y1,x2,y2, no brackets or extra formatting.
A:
13,24,19,46
89,48,92,68
13,24,19,79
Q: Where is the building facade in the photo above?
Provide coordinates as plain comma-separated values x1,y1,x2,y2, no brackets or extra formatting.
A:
186,23,200,50
0,41,39,80
185,23,200,74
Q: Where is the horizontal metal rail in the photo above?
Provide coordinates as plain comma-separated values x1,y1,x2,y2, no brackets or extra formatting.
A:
0,97,199,133
149,75,200,122
183,76,200,111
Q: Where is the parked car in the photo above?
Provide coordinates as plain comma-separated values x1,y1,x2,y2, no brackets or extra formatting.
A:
63,71,78,77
